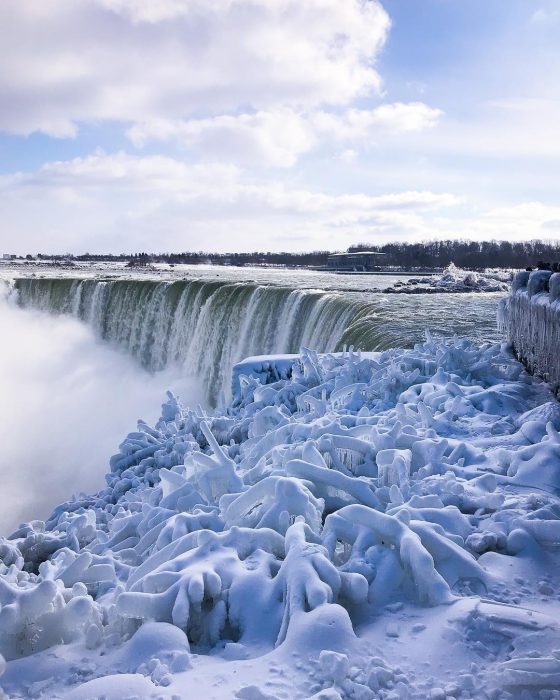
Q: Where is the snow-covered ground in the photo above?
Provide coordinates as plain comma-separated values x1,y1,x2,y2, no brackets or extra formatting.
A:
384,264,511,294
1,337,560,699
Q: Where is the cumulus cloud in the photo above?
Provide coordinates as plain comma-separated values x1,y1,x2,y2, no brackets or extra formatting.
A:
128,103,443,167
127,111,316,168
314,102,443,138
0,0,446,171
0,0,390,137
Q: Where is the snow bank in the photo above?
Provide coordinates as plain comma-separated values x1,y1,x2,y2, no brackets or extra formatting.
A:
500,269,560,391
1,338,560,698
384,263,511,294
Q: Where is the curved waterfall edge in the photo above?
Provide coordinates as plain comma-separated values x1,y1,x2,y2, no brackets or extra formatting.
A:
13,277,386,406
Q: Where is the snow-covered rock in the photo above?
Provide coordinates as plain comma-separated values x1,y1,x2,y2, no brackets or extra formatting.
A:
384,263,511,294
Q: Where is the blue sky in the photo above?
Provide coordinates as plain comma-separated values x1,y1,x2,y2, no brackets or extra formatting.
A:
0,0,559,254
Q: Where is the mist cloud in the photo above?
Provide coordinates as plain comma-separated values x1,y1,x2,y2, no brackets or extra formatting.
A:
0,291,202,534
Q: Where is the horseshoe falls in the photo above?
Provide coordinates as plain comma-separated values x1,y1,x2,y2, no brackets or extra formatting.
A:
14,277,393,405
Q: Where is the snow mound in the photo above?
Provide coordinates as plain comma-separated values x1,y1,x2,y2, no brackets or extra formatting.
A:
2,336,560,697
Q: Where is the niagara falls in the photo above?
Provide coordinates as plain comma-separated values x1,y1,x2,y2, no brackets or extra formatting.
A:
2,1,560,699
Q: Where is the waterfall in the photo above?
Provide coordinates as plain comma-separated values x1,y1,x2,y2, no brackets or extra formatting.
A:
14,278,391,405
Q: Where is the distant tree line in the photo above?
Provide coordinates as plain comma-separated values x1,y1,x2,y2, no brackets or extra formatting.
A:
347,239,560,270
33,250,332,267
16,239,560,270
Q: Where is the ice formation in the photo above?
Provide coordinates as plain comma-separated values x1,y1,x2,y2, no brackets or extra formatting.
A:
384,264,510,294
500,269,560,392
2,336,560,698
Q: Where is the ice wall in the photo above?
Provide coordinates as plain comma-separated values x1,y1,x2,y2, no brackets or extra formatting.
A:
499,270,560,391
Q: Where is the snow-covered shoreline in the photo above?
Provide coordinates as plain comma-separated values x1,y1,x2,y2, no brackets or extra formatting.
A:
2,337,560,698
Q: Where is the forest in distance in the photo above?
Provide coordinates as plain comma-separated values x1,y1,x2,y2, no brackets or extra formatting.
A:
11,238,560,271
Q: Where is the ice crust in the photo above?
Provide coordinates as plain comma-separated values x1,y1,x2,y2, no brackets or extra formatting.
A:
2,336,560,698
500,270,560,392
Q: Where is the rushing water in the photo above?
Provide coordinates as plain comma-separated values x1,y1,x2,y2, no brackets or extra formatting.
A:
12,268,504,405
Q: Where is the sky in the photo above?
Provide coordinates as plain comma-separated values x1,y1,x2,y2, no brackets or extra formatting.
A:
0,0,559,254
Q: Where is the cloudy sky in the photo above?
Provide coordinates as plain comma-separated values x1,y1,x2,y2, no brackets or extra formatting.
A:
1,0,559,254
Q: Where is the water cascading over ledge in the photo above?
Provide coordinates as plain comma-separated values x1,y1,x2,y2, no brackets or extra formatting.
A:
499,270,560,392
13,277,389,405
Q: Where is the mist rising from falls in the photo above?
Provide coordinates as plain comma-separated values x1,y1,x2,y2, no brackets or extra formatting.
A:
0,287,202,533
15,278,390,404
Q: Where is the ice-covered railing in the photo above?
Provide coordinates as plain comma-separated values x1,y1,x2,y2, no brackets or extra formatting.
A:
499,270,560,391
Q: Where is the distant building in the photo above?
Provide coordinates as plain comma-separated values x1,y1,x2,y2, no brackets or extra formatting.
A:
2,254,15,260
327,251,385,272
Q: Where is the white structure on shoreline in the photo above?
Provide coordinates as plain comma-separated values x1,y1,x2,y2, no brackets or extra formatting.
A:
327,251,385,272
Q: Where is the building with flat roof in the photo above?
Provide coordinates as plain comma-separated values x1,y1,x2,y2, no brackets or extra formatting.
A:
327,251,385,272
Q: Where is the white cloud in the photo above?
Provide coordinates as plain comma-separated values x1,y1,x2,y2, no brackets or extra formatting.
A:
2,152,558,254
385,97,560,168
314,102,443,139
127,103,443,167
0,152,461,253
480,202,560,232
531,7,560,24
402,202,560,244
127,111,316,168
0,0,390,137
